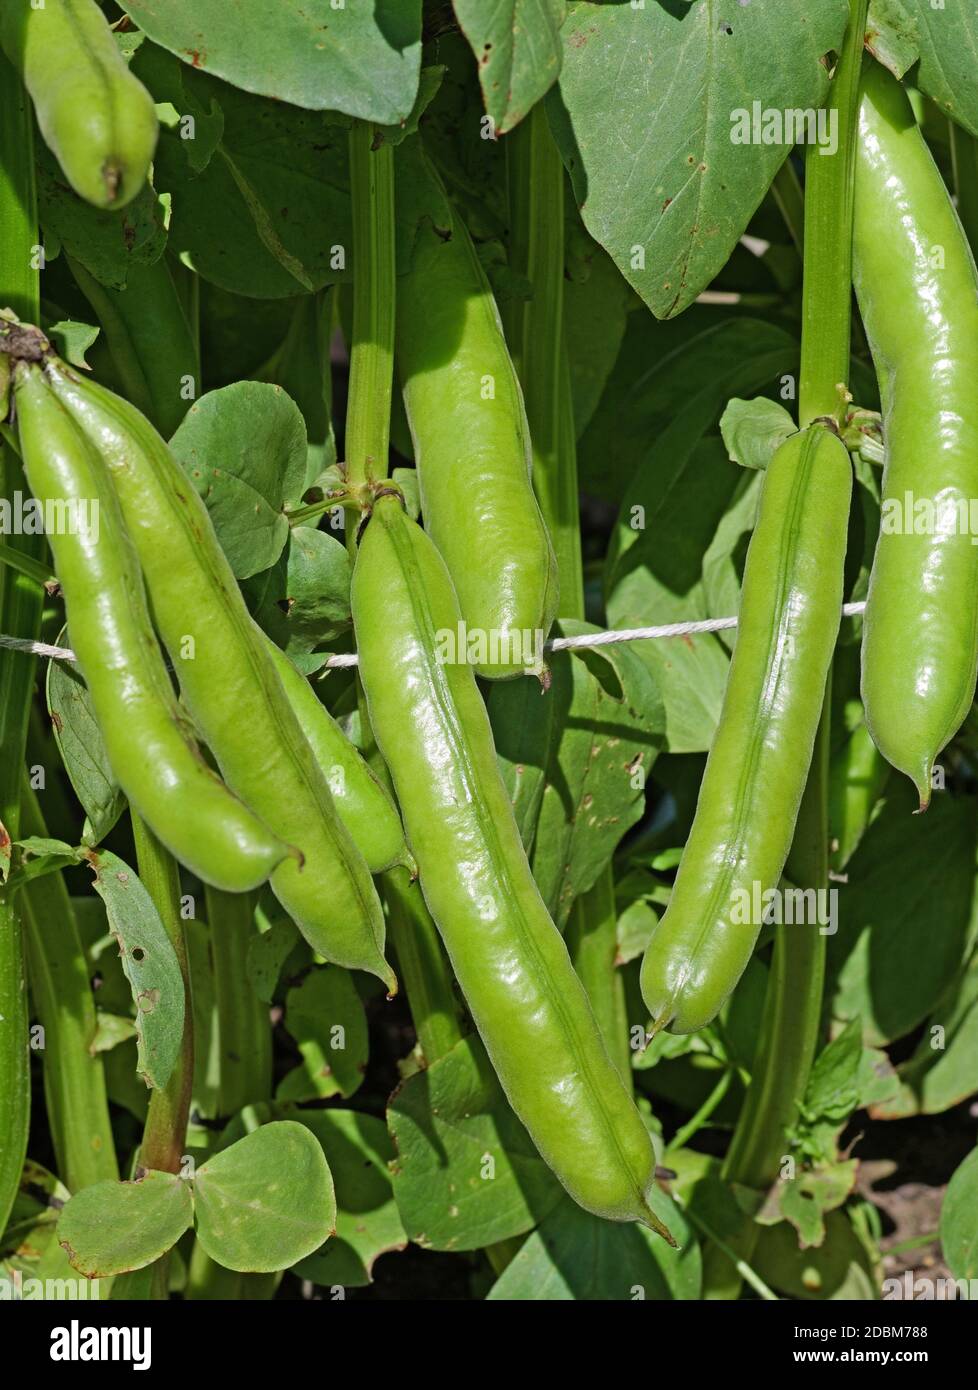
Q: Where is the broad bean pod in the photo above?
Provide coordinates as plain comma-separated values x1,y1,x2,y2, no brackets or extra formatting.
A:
853,61,978,807
395,152,558,679
0,0,157,209
352,495,668,1233
264,639,412,875
640,427,852,1034
44,358,394,991
12,358,288,893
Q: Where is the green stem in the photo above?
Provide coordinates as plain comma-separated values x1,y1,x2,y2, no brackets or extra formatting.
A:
382,864,463,1065
798,1,866,427
204,886,271,1114
185,890,273,1301
666,1068,733,1156
344,120,395,503
0,540,53,588
344,122,460,1069
509,103,584,615
949,120,978,258
131,814,193,1178
771,158,805,256
20,780,118,1191
0,47,43,1237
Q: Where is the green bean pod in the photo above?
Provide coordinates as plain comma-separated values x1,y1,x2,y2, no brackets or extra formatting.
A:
44,359,394,992
395,156,558,679
12,360,288,893
352,495,667,1234
264,640,413,875
853,62,978,807
640,427,852,1035
0,0,158,209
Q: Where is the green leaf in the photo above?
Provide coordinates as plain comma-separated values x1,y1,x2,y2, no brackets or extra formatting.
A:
753,1210,880,1300
45,320,100,369
387,1036,563,1251
719,397,796,472
757,1163,859,1249
867,1,978,138
84,848,186,1090
277,966,368,1102
453,0,566,135
122,0,423,124
170,382,308,578
193,1122,335,1273
37,141,167,290
247,910,302,1005
143,63,352,298
873,947,978,1118
941,1147,978,1282
828,782,978,1046
46,633,127,845
530,623,664,926
289,1110,407,1288
563,223,632,440
487,1193,699,1301
1,1161,82,1292
550,0,848,316
246,525,352,658
58,1171,194,1278
488,669,557,855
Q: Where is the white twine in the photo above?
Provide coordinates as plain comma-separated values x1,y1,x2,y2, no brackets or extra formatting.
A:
0,601,869,668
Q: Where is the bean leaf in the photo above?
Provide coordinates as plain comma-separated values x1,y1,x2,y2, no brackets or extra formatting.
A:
47,633,127,845
192,1122,335,1273
387,1036,562,1251
84,848,185,1091
58,1171,194,1278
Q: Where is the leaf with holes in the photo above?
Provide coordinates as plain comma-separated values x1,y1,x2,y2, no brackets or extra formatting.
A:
549,0,848,316
84,849,185,1090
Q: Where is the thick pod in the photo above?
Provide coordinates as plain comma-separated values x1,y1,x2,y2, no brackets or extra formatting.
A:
44,360,394,991
353,496,668,1234
854,62,978,807
395,151,558,678
0,0,157,208
641,427,852,1034
13,361,287,892
264,640,412,875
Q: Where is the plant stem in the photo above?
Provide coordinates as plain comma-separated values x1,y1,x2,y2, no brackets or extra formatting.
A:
0,48,43,1237
204,886,271,1114
0,541,53,588
798,0,866,428
666,1068,733,1156
508,103,584,616
345,120,460,1066
344,120,395,505
20,780,118,1191
949,121,978,257
131,814,193,1177
383,864,463,1065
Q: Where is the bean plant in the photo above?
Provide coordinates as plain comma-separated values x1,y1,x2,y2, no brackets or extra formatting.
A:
0,0,976,1313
